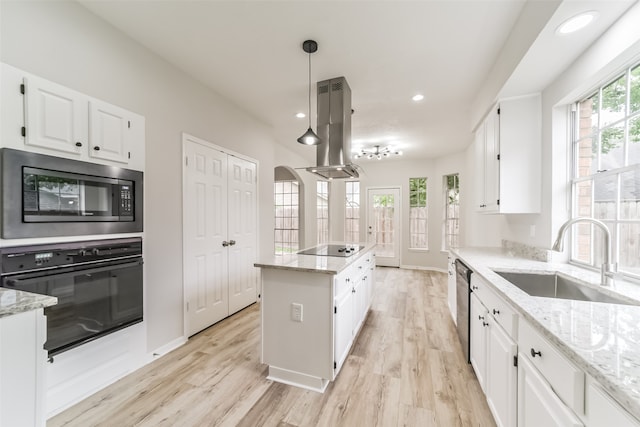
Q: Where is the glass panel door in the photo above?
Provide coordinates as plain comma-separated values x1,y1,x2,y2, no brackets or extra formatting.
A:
367,187,401,267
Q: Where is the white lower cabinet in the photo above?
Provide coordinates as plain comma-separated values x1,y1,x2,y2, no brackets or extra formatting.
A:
470,293,488,391
470,289,517,427
0,309,47,427
486,316,517,427
584,376,640,427
333,253,374,374
334,280,354,371
518,353,584,426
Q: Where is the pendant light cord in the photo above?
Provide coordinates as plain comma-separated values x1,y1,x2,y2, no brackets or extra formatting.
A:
308,50,312,128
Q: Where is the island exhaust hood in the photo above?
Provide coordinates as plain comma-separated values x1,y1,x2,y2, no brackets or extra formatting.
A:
305,77,360,179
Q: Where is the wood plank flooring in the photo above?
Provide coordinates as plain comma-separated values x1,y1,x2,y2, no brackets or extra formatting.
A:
49,268,496,427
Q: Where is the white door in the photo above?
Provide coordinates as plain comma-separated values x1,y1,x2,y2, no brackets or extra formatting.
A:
367,187,400,267
227,155,258,313
24,76,87,155
183,137,229,336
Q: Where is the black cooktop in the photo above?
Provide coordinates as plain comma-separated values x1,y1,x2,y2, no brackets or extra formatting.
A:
297,244,364,257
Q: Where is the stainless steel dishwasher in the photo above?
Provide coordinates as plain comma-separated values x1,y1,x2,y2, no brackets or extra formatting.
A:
455,259,472,363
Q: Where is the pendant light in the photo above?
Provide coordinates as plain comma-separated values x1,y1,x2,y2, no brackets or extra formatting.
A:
297,40,321,146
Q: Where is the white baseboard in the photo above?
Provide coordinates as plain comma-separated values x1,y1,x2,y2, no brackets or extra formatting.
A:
146,336,188,363
400,264,447,274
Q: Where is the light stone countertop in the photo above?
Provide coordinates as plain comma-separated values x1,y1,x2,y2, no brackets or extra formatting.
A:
0,287,57,319
452,247,640,421
254,242,376,275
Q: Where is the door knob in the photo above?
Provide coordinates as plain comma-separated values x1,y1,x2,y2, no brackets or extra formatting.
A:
222,241,229,247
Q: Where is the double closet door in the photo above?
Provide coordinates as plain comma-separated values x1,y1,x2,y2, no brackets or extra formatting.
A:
183,134,258,337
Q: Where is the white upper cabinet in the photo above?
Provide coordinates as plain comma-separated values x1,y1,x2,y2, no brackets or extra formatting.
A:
1,63,145,171
89,99,134,164
24,75,87,155
475,93,541,214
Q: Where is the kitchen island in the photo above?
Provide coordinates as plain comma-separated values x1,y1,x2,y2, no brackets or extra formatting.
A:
254,243,375,392
0,288,57,427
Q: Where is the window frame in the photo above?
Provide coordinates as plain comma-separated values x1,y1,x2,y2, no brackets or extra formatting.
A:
570,62,640,281
274,180,300,255
345,181,360,244
442,174,460,251
409,177,428,250
316,180,329,244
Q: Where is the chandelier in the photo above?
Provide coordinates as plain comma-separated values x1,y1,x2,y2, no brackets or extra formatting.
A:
353,145,403,160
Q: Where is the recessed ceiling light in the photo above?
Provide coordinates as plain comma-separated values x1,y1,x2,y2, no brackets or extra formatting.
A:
296,112,306,118
557,11,598,35
412,94,424,102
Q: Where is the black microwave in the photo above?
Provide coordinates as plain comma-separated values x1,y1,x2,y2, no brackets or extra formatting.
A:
1,148,143,238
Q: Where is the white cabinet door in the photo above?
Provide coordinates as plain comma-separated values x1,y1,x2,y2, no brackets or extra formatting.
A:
483,107,500,213
486,318,517,427
88,99,132,164
183,140,229,335
352,274,366,334
334,286,354,373
518,353,584,427
474,122,486,212
24,76,87,155
227,155,258,314
0,309,47,427
470,293,488,392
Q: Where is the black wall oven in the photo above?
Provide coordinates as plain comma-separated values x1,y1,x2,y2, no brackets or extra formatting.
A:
1,148,143,238
0,237,143,357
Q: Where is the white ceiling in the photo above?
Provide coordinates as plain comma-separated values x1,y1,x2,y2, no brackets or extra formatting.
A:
79,0,637,162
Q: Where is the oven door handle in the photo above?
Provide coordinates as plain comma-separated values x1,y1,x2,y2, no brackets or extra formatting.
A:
1,258,143,288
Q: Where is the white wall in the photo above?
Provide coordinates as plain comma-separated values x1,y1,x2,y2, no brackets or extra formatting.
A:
355,153,467,271
0,0,311,353
499,1,640,251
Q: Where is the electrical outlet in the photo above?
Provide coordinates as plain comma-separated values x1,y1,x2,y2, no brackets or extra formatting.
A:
291,303,303,322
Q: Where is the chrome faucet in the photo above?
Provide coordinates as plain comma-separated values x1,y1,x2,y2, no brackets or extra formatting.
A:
552,217,614,286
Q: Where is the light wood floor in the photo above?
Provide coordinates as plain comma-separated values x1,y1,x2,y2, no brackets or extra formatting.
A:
49,268,496,427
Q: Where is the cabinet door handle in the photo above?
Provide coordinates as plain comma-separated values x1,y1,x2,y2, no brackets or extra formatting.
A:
229,240,236,246
472,285,479,290
482,321,489,327
75,142,83,147
530,348,542,358
493,309,500,315
222,241,229,247
93,146,101,151
478,315,485,321
352,288,356,293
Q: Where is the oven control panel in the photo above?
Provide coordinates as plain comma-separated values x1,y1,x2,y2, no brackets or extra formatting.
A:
0,238,142,274
119,185,134,218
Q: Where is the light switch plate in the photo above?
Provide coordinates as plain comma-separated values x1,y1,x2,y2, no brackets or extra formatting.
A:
291,303,303,322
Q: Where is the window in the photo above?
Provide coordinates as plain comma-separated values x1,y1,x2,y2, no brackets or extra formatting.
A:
317,181,329,244
274,180,299,255
409,177,428,249
345,181,360,243
443,174,460,250
571,62,640,278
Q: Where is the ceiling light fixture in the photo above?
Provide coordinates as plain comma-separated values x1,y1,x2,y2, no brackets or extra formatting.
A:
353,145,403,161
296,112,306,118
556,11,598,35
297,40,321,146
412,94,424,102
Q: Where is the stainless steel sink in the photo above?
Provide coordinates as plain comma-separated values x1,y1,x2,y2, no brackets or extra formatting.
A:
494,271,636,305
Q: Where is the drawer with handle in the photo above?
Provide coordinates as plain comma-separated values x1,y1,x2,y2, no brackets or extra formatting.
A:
519,319,585,414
